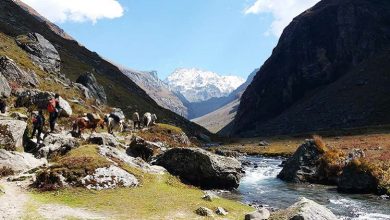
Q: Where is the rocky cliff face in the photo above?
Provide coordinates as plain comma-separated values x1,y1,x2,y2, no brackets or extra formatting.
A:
232,0,390,137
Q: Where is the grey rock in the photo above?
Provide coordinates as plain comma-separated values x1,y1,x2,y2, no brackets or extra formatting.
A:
0,56,39,87
38,132,79,158
245,208,270,220
98,145,166,174
202,191,219,201
81,165,138,190
195,207,213,217
216,207,228,216
0,149,47,173
74,83,92,99
16,33,61,74
88,133,119,147
0,119,27,150
259,141,270,147
155,147,243,189
76,72,107,104
127,136,163,162
15,89,72,117
337,162,379,194
0,73,11,97
277,140,343,185
347,148,365,162
287,198,337,220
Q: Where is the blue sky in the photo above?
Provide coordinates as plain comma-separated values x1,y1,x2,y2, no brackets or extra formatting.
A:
21,0,319,79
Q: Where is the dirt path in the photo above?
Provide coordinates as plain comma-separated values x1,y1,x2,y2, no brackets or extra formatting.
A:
0,180,29,220
0,179,107,220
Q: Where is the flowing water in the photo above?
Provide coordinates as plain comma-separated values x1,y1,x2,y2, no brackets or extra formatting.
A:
222,156,390,220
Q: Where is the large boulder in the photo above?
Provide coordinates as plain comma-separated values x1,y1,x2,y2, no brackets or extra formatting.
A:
37,133,79,158
127,137,164,162
155,148,243,189
337,160,380,194
283,198,337,220
16,33,61,74
0,73,11,98
76,72,107,104
0,119,27,151
277,139,345,184
0,56,38,88
99,145,166,174
15,89,72,117
81,165,138,190
88,133,120,148
245,208,270,220
0,149,47,173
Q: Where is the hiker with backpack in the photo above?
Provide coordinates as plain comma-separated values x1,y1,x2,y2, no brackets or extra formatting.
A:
31,110,45,144
0,97,6,115
47,94,61,133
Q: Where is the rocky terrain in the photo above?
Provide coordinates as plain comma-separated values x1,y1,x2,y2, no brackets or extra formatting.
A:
230,0,390,137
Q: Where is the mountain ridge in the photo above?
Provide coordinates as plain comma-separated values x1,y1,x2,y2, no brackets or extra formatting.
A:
230,0,390,137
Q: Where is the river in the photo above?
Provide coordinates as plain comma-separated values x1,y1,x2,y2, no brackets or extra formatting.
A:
221,156,390,220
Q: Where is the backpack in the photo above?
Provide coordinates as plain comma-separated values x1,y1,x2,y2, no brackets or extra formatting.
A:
47,99,57,113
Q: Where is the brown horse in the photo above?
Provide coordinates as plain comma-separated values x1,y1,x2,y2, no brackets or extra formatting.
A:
72,117,105,137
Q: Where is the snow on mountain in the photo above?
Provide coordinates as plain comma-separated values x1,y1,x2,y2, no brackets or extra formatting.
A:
120,67,189,117
165,68,245,103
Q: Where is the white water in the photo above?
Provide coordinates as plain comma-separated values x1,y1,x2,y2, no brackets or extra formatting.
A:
225,157,390,220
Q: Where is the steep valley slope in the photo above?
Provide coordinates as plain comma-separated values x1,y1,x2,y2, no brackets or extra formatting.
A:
0,0,208,136
230,0,390,137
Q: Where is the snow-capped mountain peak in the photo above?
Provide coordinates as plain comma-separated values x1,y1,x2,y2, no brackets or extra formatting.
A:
165,68,245,103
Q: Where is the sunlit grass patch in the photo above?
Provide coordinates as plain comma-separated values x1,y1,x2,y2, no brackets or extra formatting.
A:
31,172,253,219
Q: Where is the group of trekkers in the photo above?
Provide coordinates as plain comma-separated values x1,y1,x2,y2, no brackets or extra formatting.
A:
0,94,158,144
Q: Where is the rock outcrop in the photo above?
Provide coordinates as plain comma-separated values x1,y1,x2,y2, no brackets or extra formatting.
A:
0,119,27,150
155,148,243,189
81,165,138,190
127,137,164,162
337,161,379,194
99,145,165,174
281,198,337,220
232,0,390,137
0,149,47,173
0,73,11,97
277,140,345,184
76,72,107,104
16,32,61,74
245,208,270,220
88,133,120,148
37,133,79,158
15,89,72,117
0,56,38,88
277,140,324,183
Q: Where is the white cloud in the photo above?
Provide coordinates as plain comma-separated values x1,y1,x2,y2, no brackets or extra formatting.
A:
245,0,320,37
20,0,124,23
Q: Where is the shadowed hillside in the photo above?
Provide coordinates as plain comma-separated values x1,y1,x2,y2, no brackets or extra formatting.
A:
230,0,390,137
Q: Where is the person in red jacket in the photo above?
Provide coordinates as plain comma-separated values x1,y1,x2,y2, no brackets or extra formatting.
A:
47,94,61,133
